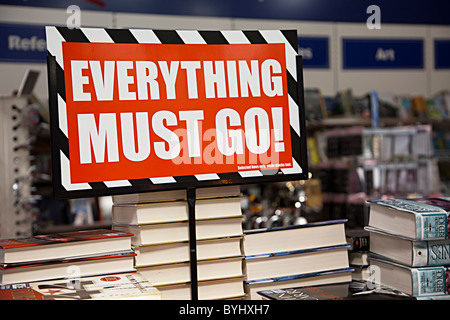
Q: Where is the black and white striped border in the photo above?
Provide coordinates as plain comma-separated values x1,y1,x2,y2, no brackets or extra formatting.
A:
46,27,307,198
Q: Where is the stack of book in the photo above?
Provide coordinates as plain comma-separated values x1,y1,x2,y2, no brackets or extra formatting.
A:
366,197,450,299
241,219,353,300
0,229,136,286
112,185,246,300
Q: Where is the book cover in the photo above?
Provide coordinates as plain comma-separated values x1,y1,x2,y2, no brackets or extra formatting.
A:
0,272,161,300
242,219,347,257
257,280,414,300
0,283,46,300
244,267,354,300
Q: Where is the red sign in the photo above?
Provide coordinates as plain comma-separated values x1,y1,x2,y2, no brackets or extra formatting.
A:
62,41,293,183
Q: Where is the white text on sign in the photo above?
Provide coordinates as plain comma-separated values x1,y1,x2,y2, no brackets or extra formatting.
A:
71,59,284,101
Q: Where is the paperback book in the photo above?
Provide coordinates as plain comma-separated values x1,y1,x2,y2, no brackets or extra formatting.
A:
0,272,160,300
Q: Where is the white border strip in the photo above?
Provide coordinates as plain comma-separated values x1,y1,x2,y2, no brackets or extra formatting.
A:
81,27,114,43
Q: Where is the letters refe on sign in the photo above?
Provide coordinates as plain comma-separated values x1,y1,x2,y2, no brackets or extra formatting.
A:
62,42,293,184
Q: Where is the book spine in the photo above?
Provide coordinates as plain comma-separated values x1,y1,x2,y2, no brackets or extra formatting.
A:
416,213,448,240
347,235,369,252
420,241,450,266
411,266,448,296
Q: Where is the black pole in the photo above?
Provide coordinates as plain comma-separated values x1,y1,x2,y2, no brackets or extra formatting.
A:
186,187,198,300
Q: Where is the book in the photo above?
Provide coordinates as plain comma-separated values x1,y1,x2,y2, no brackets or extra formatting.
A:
114,216,243,246
138,257,243,286
369,256,450,298
112,185,241,204
367,198,450,240
257,280,414,300
304,88,327,121
346,228,370,252
241,220,348,257
0,272,161,300
156,276,245,300
348,251,369,267
0,251,136,285
0,229,133,264
244,244,350,282
112,196,242,225
346,229,370,281
351,266,371,281
134,236,242,267
411,95,428,118
366,227,450,267
244,268,354,300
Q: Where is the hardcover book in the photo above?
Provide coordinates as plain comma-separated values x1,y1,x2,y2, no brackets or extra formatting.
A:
114,216,243,246
369,256,450,298
244,268,354,300
244,244,350,282
367,226,450,267
112,196,242,225
0,251,136,285
0,229,133,264
242,220,348,257
112,185,241,204
138,256,243,286
134,236,242,267
367,198,450,240
156,276,245,300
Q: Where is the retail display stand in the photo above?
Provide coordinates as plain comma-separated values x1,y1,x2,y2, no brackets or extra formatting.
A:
46,27,308,299
186,187,198,299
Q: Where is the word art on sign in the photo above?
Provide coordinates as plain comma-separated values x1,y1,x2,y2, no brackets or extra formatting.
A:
61,42,293,184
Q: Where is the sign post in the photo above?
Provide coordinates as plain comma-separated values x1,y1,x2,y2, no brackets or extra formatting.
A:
46,27,308,299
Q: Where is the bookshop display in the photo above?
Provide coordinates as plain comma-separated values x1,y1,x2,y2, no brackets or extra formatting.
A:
1,22,450,302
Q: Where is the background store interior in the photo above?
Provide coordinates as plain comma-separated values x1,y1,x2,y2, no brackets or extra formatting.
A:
1,1,450,238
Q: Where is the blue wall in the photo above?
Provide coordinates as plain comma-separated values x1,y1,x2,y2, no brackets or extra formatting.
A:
2,0,450,25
